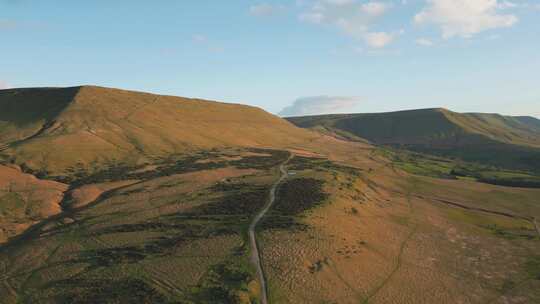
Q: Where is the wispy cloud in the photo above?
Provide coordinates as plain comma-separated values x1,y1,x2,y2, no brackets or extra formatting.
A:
299,0,398,48
361,1,392,17
249,3,286,17
365,31,397,48
279,95,361,116
414,0,518,39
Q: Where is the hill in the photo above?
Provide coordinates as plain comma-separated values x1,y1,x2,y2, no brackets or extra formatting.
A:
287,108,540,172
0,86,315,177
515,116,540,133
1,90,540,303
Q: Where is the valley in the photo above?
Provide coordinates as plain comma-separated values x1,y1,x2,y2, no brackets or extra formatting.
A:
0,87,539,303
288,108,540,188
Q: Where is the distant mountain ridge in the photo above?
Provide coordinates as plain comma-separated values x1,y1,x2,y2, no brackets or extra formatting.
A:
287,108,540,171
514,116,540,133
0,86,315,175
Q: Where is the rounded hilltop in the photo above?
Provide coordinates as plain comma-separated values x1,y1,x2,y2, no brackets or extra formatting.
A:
0,86,315,175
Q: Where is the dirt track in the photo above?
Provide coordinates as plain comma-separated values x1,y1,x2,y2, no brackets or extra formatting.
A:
248,155,291,304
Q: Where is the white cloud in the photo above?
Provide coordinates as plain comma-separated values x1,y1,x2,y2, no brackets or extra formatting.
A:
249,3,286,17
279,96,361,116
365,32,395,48
324,0,355,5
496,1,517,9
361,2,392,17
414,0,518,39
415,37,434,46
0,80,10,90
365,31,395,48
299,0,398,48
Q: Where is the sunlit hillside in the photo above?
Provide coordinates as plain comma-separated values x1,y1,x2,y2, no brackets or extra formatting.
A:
0,86,315,177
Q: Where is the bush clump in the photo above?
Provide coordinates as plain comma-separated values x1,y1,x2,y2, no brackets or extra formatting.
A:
273,178,329,216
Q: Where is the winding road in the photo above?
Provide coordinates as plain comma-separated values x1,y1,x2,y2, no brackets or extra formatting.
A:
249,155,291,304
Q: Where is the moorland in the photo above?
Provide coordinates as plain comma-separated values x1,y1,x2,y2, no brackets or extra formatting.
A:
0,86,539,303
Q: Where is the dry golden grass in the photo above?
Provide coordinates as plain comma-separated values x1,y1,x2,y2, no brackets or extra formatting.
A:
66,180,138,209
1,140,539,303
257,138,540,303
0,160,275,303
1,87,539,303
1,86,316,175
0,165,67,243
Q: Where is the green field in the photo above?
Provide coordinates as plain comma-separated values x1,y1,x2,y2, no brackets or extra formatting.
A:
375,147,540,188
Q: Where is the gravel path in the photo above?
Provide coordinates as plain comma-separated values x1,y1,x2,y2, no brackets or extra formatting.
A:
249,155,291,304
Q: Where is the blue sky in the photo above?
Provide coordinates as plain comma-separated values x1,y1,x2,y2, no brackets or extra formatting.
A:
1,0,539,117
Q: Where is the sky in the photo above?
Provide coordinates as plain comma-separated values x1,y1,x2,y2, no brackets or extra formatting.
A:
1,0,539,117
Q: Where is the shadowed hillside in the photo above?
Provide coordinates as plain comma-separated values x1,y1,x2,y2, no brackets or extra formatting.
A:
0,87,79,146
515,116,540,133
0,86,315,176
287,108,540,172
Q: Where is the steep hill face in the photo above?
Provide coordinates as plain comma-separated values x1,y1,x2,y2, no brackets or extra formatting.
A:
287,108,540,171
0,87,79,146
0,86,315,175
442,110,540,148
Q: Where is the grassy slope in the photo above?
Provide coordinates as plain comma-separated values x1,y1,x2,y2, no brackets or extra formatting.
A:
376,147,540,188
260,144,540,303
515,116,540,133
287,108,540,171
0,149,289,303
0,165,67,243
0,134,539,303
0,86,315,175
443,110,540,148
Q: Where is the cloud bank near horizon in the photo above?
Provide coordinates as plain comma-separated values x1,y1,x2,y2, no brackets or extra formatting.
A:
279,95,361,117
0,80,10,90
